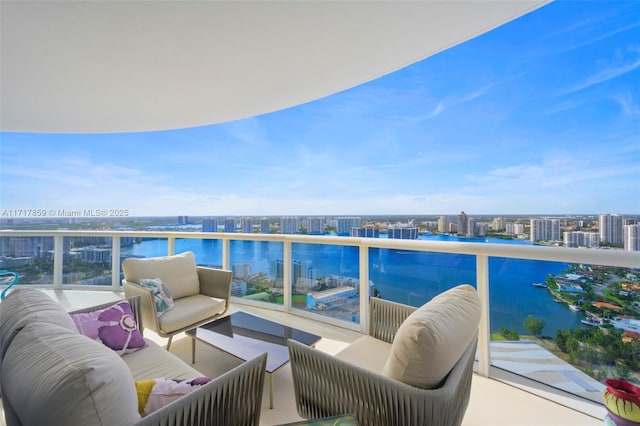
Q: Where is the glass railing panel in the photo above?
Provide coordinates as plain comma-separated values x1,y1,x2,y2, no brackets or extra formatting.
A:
121,237,170,259
291,242,361,324
229,240,284,305
175,238,223,268
488,259,640,404
369,248,476,306
62,236,113,286
0,236,54,285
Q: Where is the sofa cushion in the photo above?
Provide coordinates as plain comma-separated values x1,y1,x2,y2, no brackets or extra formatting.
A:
71,299,147,355
382,284,481,389
123,251,200,299
0,288,77,359
1,322,141,426
123,338,202,381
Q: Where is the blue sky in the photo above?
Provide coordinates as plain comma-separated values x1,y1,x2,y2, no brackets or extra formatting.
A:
1,1,639,217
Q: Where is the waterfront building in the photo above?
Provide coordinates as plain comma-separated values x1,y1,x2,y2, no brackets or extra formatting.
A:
467,217,477,236
337,217,361,236
530,218,561,242
476,222,488,237
233,263,251,280
438,216,449,233
307,217,325,235
80,246,111,263
563,231,600,248
351,225,380,238
202,218,218,232
458,211,468,235
624,224,640,251
177,215,189,225
240,217,253,233
600,213,624,245
224,217,236,233
281,216,300,234
259,217,270,234
491,217,505,231
387,224,418,239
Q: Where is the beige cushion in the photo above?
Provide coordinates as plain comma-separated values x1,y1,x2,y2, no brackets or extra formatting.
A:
382,284,481,389
124,339,201,381
0,288,77,359
335,335,392,373
1,322,141,426
157,294,226,334
123,251,200,299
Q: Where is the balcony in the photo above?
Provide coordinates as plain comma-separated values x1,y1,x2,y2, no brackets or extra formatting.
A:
1,229,639,425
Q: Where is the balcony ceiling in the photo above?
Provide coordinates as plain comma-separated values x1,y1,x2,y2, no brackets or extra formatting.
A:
0,1,548,134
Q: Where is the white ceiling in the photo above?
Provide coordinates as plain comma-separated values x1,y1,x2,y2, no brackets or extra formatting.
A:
0,1,549,134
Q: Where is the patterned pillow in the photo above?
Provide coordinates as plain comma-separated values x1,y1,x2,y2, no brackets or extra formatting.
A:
135,376,214,416
139,277,175,316
71,300,147,355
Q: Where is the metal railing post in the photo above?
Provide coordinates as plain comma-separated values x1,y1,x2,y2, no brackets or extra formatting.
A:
53,235,63,289
111,236,121,289
359,243,370,334
476,254,491,377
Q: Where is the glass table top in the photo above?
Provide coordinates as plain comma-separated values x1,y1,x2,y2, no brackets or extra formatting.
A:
186,311,321,373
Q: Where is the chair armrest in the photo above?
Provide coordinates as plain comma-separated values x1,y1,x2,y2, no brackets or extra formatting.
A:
136,352,267,426
288,338,475,426
123,280,159,334
68,296,145,333
197,266,232,302
368,297,416,343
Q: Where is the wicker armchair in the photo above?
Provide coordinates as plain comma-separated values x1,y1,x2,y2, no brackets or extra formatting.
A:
288,287,481,426
122,251,232,352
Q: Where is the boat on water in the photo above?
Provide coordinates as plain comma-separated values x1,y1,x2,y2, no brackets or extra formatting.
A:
581,318,601,327
569,304,582,312
532,282,547,288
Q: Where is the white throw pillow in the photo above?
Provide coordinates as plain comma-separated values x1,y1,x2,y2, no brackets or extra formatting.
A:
382,284,481,389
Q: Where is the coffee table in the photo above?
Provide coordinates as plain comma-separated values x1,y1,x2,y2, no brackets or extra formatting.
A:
186,311,321,409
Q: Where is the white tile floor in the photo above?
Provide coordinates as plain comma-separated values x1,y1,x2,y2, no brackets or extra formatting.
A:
1,290,606,426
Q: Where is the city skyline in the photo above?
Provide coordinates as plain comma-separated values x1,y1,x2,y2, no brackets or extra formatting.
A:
1,1,639,216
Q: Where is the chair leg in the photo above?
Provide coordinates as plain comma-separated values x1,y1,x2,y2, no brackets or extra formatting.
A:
166,336,173,351
192,338,196,364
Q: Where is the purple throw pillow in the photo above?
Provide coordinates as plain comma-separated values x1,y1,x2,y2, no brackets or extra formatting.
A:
71,300,147,355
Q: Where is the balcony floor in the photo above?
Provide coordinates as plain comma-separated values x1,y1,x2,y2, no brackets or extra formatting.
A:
1,290,605,425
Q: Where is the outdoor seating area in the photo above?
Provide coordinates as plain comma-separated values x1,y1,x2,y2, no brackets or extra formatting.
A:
0,281,604,425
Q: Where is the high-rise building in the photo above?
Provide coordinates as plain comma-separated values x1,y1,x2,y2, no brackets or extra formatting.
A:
281,216,300,234
599,213,624,245
240,217,253,233
530,218,561,242
467,217,477,236
351,225,380,238
307,217,325,235
563,231,600,248
232,263,251,279
491,217,505,231
624,224,640,251
458,211,468,236
224,217,236,233
259,217,270,234
177,215,189,225
438,216,449,233
337,217,361,236
387,225,418,239
202,218,218,232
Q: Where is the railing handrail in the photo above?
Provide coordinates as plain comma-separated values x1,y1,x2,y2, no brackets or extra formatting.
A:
2,229,638,268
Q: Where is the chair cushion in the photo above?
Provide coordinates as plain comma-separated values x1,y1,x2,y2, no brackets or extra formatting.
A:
382,284,481,389
335,335,392,373
122,251,200,299
1,322,141,426
0,288,77,360
157,294,226,334
70,299,147,355
123,338,202,381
